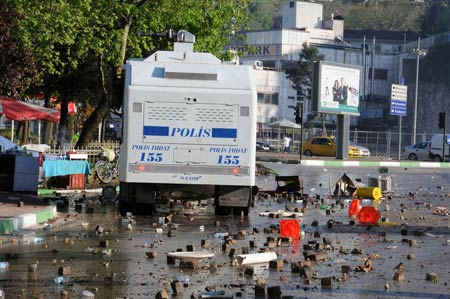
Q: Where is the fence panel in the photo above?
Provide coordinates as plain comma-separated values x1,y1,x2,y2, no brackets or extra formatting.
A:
44,142,120,165
260,128,436,159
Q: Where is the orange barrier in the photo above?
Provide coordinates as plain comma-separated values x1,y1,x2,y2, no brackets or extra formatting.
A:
280,219,300,239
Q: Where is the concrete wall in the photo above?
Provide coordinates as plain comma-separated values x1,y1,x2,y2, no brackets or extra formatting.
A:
254,70,297,124
282,1,323,30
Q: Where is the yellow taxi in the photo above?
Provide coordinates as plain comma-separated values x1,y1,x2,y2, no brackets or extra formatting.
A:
302,137,360,157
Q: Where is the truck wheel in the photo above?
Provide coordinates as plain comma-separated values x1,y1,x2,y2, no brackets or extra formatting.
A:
118,202,132,216
102,185,117,202
433,155,442,162
408,153,418,160
233,206,249,216
215,205,231,215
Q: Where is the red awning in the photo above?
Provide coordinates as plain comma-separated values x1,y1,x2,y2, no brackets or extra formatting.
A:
0,96,60,122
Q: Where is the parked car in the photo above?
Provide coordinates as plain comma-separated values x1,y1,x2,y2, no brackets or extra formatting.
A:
349,141,370,157
302,137,360,157
402,141,431,161
0,136,45,184
256,140,273,151
428,134,448,161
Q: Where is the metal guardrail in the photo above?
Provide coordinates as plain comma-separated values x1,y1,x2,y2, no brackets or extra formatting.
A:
258,128,436,159
42,129,437,164
44,142,120,165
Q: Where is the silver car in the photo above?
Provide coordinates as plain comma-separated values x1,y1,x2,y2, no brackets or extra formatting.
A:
402,141,431,160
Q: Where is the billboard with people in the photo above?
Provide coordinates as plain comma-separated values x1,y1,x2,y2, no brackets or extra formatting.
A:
313,61,361,116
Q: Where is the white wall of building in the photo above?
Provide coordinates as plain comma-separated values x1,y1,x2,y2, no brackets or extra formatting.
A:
254,70,297,124
282,1,323,30
234,1,430,128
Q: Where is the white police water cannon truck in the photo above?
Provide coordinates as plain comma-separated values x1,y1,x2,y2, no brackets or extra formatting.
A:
116,30,257,215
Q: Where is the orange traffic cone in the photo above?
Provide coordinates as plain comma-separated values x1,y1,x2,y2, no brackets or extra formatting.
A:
348,198,361,218
280,219,300,239
357,206,380,226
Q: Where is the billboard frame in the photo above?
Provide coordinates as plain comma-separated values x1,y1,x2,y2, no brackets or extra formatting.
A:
312,61,362,116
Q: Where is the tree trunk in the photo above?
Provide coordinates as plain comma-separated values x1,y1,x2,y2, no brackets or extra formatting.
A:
68,114,75,143
16,122,24,144
76,13,134,147
76,54,110,147
43,93,53,145
57,97,70,148
21,121,29,144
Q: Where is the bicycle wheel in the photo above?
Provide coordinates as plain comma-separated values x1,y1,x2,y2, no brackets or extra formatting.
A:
95,160,113,184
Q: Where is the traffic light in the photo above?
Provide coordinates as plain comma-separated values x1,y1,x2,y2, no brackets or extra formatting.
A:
438,111,446,129
294,104,303,124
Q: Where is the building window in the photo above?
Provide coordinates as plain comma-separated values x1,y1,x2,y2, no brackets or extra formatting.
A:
368,68,388,81
263,60,276,69
290,1,295,8
257,93,279,105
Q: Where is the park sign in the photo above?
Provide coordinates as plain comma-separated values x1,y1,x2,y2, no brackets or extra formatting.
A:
390,84,408,116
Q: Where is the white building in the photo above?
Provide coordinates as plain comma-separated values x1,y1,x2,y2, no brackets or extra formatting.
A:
228,0,434,131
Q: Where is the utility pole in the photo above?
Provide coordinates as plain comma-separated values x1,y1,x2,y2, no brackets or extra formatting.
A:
370,37,375,101
412,37,426,145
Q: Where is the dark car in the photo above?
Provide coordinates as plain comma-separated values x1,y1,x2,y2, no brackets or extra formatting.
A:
256,140,273,151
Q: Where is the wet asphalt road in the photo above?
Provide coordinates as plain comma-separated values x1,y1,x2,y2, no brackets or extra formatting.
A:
0,164,450,299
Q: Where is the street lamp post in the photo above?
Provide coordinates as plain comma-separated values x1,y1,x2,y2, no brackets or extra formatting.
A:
412,37,426,145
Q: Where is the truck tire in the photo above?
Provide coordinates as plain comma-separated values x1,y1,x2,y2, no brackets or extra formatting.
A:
214,205,232,215
102,185,117,202
408,153,418,160
433,155,442,162
233,206,249,216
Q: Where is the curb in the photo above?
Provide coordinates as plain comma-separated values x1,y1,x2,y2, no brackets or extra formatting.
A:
257,157,450,168
0,206,57,235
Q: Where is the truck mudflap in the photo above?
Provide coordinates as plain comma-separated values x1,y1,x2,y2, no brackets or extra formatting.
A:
214,185,257,215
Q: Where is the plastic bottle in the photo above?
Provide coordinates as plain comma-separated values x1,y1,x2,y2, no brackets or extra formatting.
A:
81,290,95,297
34,237,44,244
52,276,66,284
0,262,9,269
213,232,229,238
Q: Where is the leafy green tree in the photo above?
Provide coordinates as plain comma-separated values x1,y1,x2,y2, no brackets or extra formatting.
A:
283,43,325,132
420,43,450,86
247,0,283,30
342,0,422,31
9,0,249,146
7,0,94,145
427,5,450,33
0,2,36,99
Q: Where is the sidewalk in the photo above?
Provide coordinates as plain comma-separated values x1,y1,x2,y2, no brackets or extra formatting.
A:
256,151,450,168
0,203,56,234
0,192,57,235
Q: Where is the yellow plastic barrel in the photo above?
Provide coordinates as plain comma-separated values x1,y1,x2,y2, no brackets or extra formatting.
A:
355,187,382,200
